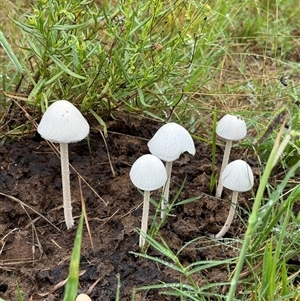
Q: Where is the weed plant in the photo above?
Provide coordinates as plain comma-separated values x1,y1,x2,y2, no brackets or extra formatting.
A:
1,0,212,124
3,0,299,134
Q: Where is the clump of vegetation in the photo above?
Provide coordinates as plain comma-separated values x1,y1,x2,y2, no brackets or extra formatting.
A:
0,0,212,124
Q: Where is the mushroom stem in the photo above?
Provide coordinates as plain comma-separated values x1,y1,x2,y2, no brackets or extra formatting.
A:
215,140,232,198
215,191,238,239
161,161,173,219
140,190,150,247
60,142,74,229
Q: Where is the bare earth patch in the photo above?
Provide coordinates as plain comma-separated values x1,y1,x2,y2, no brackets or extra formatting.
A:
1,115,258,300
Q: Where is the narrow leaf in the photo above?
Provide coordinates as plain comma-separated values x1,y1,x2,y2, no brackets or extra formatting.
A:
50,55,86,80
63,213,84,301
0,30,23,73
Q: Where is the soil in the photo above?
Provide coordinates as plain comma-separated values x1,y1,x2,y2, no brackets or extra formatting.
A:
0,114,261,300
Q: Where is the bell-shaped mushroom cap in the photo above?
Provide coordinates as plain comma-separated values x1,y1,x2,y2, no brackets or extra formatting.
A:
216,114,247,141
38,100,89,143
147,122,195,162
130,154,167,191
221,159,254,192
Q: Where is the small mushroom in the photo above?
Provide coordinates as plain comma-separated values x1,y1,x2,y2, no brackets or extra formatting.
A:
147,122,195,218
76,294,92,301
38,100,89,229
214,159,254,239
129,154,167,247
215,114,247,198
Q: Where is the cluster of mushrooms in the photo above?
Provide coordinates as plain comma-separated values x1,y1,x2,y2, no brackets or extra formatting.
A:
37,100,254,248
129,123,196,247
130,115,254,246
213,115,254,238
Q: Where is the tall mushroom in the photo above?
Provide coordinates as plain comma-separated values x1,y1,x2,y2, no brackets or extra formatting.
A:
129,154,167,247
214,159,254,239
38,100,89,229
147,122,195,219
215,114,247,198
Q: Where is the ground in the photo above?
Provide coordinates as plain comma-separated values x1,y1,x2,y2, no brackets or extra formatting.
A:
0,114,260,300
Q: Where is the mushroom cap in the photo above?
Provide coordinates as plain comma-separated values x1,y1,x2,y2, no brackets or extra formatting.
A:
216,114,247,141
147,122,195,162
75,294,92,301
38,100,89,143
221,159,254,192
130,154,167,191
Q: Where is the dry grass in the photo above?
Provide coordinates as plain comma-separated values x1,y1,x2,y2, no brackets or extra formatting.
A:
0,1,34,61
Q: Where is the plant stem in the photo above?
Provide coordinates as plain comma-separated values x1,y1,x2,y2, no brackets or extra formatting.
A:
161,161,173,219
215,191,238,239
215,139,232,198
140,190,150,247
60,142,74,229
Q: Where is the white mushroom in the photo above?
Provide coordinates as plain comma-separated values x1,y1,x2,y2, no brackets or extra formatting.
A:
75,294,92,301
129,154,167,247
214,159,254,239
215,114,247,198
147,122,195,218
38,100,89,229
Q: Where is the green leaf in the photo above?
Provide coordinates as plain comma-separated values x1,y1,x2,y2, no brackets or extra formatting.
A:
16,282,24,301
0,30,23,73
281,261,288,297
28,78,46,102
50,55,86,80
89,109,108,137
63,213,84,301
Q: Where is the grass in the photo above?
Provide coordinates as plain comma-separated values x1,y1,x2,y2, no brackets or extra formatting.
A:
63,212,84,301
130,125,300,300
1,0,300,300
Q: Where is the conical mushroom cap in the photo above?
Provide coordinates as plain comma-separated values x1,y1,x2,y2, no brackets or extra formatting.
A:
38,100,89,143
216,114,247,141
147,122,195,162
130,154,167,191
221,159,254,192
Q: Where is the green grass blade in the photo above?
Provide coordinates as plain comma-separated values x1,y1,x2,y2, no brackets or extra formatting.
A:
89,108,108,137
0,30,23,73
115,274,121,301
63,213,84,301
261,239,273,300
227,125,285,301
28,78,46,102
281,261,288,297
252,160,300,249
16,282,24,301
49,55,86,80
44,70,65,86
